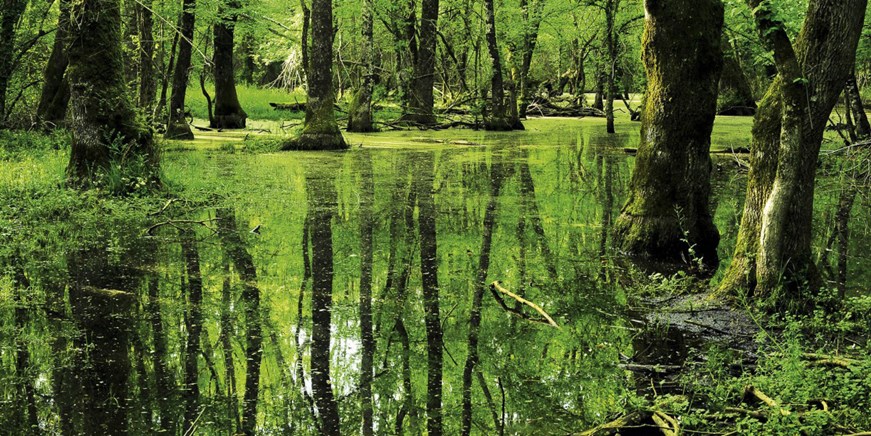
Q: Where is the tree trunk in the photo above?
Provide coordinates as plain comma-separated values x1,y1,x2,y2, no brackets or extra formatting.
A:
165,0,196,139
718,0,867,310
717,39,756,116
37,0,71,127
285,0,347,149
517,0,543,119
180,231,203,435
211,0,247,129
307,171,342,435
845,70,870,138
0,0,27,125
604,0,617,134
613,0,724,269
483,0,521,130
136,0,155,110
403,0,439,125
66,0,158,188
346,0,375,132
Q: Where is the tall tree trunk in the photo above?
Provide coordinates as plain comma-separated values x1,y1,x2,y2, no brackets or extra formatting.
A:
154,15,180,121
66,0,158,188
403,0,439,125
165,0,196,139
137,0,156,110
604,0,617,134
148,277,177,434
211,0,247,129
37,0,71,127
347,0,375,132
483,0,521,130
845,70,870,138
517,0,543,119
286,0,346,149
414,153,443,436
718,0,867,310
0,0,27,126
613,0,724,269
306,172,342,434
717,38,756,116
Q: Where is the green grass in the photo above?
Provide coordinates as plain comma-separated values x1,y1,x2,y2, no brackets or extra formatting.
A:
186,83,309,122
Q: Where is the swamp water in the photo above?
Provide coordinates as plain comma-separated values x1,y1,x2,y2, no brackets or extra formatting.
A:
1,118,868,434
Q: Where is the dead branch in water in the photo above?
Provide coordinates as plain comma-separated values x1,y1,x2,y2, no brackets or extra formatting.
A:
489,281,559,328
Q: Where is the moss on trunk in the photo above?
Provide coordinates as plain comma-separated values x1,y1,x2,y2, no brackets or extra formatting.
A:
66,0,159,189
613,0,724,269
165,0,196,140
211,1,247,129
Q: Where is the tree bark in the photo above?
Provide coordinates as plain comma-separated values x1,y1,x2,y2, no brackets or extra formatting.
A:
180,231,203,435
285,0,347,149
402,0,439,125
718,0,867,310
845,70,870,139
66,0,158,188
37,0,72,127
137,0,156,110
0,0,27,125
211,0,247,129
613,0,724,269
483,0,522,130
165,0,196,139
717,39,756,116
517,0,543,119
346,0,375,132
604,0,617,134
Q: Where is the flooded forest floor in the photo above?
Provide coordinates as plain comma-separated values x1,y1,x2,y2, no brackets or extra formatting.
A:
1,115,870,435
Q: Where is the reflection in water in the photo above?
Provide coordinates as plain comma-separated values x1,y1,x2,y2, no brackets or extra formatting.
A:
2,122,867,434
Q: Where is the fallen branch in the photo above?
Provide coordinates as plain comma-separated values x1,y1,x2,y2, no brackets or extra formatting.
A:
744,385,791,416
146,218,219,236
652,410,679,436
489,281,559,329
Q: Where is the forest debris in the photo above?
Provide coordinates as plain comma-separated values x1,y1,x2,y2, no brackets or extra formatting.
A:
744,385,791,416
489,281,559,329
802,353,858,368
525,100,605,118
651,410,679,436
577,411,650,435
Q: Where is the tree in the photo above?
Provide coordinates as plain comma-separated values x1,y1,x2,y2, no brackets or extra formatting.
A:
0,0,27,126
613,0,724,268
166,0,196,139
402,0,440,125
483,0,523,130
212,0,247,129
136,0,156,110
717,0,867,311
36,0,71,127
65,0,159,188
346,0,375,132
283,0,347,149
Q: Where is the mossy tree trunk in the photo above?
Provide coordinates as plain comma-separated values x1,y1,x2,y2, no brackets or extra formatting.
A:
717,39,756,116
517,0,543,119
0,0,27,126
165,0,196,139
402,0,439,125
346,0,375,132
718,0,867,311
613,0,724,269
37,0,71,127
286,0,347,149
137,0,156,110
211,0,247,129
483,0,522,130
845,69,870,139
66,0,159,189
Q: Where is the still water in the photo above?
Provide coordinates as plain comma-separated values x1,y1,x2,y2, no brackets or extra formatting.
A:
1,119,867,434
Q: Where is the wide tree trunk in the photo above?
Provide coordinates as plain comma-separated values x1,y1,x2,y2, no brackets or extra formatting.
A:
211,0,246,129
483,0,522,130
718,0,867,310
66,0,158,188
0,0,27,125
346,0,375,132
165,0,196,139
37,0,72,127
613,0,724,269
403,0,439,125
284,0,347,149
